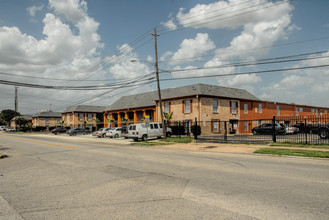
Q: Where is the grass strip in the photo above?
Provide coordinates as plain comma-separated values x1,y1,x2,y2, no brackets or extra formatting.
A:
254,148,329,158
131,142,174,146
160,137,192,143
270,142,329,149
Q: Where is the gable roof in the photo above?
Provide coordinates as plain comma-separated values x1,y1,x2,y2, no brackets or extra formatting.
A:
61,105,106,114
32,111,61,118
107,83,259,111
11,114,33,121
158,83,260,101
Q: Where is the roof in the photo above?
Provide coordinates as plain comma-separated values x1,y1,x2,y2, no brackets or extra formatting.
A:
107,90,158,111
61,105,106,113
11,114,33,121
32,111,61,118
158,83,260,101
107,83,259,111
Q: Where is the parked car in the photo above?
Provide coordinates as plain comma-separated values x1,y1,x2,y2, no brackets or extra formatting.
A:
51,127,67,135
6,127,16,132
293,123,318,134
317,126,329,139
0,126,6,131
252,123,286,135
66,128,89,136
106,127,122,138
97,127,113,138
128,122,172,141
285,126,299,135
93,128,104,136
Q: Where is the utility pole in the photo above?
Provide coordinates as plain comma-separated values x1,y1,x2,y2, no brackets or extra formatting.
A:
152,27,166,139
15,86,18,112
15,86,18,131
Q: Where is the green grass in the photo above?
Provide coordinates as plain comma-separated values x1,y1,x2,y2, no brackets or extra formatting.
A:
131,141,174,146
270,142,329,149
254,148,329,158
160,137,193,143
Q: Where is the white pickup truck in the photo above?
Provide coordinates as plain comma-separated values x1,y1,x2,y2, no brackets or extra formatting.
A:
128,122,172,141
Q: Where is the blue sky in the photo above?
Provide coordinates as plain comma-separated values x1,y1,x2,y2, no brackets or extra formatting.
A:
1,0,329,114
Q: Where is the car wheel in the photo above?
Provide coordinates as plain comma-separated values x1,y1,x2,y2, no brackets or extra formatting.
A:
319,129,329,139
72,132,76,136
55,132,58,135
142,135,147,141
133,138,138,142
114,133,119,138
86,131,90,135
252,130,258,135
102,133,106,138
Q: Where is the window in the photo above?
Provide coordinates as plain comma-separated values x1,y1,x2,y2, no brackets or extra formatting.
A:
316,109,319,117
79,113,84,121
45,118,49,124
212,120,219,133
70,114,72,121
231,101,238,114
212,99,218,113
57,118,60,123
88,114,92,121
150,124,154,129
277,105,280,116
258,120,262,125
244,121,248,131
164,102,170,114
244,104,248,114
299,108,303,112
259,104,262,113
154,123,158,129
311,109,315,114
296,108,299,116
184,100,191,113
325,110,328,114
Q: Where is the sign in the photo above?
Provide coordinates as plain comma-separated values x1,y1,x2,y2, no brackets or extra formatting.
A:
145,115,150,126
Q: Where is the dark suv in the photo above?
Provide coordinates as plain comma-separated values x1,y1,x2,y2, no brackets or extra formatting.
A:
51,127,67,135
252,123,286,135
66,128,89,136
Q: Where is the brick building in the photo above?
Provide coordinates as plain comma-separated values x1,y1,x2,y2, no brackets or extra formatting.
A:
61,105,106,130
104,83,329,135
32,111,61,130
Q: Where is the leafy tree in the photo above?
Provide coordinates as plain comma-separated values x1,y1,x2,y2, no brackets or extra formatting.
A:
59,120,65,128
1,109,20,125
15,117,30,128
164,112,173,121
122,117,129,125
94,118,100,130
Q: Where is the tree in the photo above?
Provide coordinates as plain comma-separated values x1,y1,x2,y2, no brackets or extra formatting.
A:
94,118,100,131
1,109,20,125
122,117,129,125
107,118,114,127
164,112,173,122
59,120,65,128
15,117,30,128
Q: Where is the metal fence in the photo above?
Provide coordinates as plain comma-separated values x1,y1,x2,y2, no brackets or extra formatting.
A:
167,115,329,144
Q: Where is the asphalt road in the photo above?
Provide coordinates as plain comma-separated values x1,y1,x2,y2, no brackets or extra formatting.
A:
1,133,328,219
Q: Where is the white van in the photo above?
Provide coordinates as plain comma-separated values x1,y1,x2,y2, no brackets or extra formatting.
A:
128,122,172,141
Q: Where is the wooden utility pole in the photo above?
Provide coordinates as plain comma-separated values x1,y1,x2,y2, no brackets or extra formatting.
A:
152,27,166,139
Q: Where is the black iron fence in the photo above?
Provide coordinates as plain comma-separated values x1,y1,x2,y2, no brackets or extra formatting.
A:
166,115,329,144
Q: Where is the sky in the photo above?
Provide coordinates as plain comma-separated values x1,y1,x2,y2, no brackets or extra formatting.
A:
1,0,329,114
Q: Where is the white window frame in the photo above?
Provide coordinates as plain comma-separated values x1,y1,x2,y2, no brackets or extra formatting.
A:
244,104,248,114
88,113,92,121
213,119,219,133
231,101,237,114
79,113,84,121
45,118,49,124
164,102,170,114
259,104,262,113
244,121,248,131
277,105,280,116
212,99,218,113
296,108,299,116
184,100,191,113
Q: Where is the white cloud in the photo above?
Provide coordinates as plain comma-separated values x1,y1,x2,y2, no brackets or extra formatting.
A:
27,5,44,17
260,51,329,106
48,0,87,24
0,0,105,113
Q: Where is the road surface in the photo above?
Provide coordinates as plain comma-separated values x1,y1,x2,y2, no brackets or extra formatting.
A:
1,133,328,219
